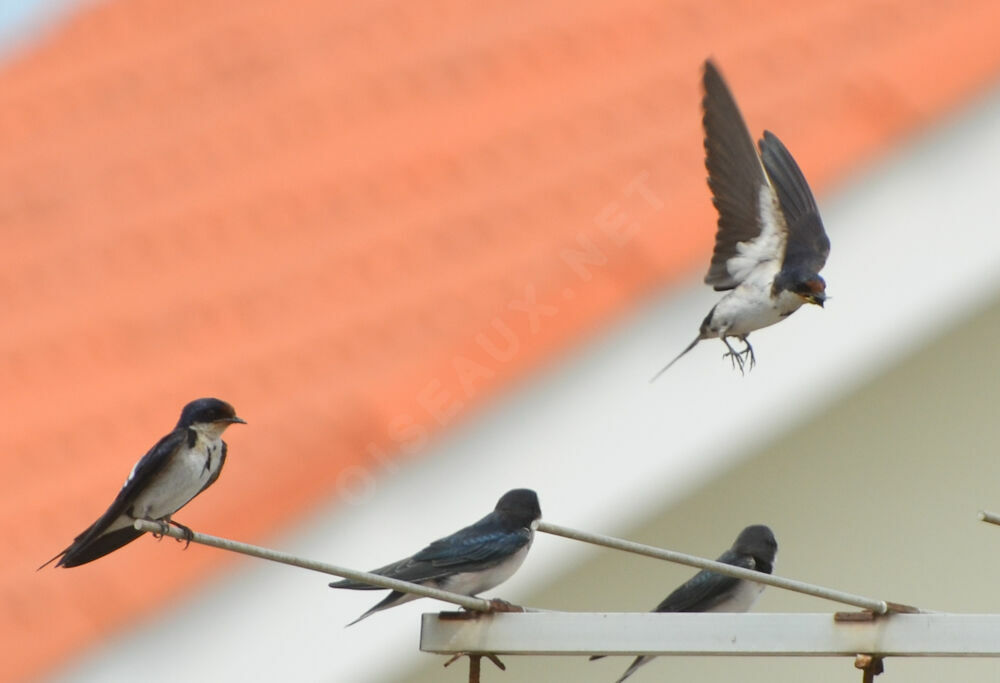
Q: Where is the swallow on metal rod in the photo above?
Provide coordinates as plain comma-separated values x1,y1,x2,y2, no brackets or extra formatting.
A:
40,398,245,569
592,525,777,682
330,488,541,625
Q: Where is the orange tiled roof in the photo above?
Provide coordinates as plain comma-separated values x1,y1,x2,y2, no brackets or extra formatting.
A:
7,1,1000,680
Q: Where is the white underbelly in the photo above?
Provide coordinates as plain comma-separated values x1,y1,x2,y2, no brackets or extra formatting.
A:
708,578,767,612
706,283,803,338
131,442,219,520
441,544,531,596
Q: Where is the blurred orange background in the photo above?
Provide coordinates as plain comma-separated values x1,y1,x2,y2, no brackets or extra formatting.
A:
7,0,1000,680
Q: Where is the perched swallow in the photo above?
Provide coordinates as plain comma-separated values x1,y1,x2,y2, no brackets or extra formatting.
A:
330,488,541,625
653,59,830,378
592,525,777,682
40,398,245,569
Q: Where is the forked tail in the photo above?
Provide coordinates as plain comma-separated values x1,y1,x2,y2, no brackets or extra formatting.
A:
650,335,701,382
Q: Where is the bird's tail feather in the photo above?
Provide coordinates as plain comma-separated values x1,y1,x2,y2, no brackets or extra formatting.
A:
37,549,66,571
40,527,145,569
329,578,387,591
344,590,409,627
650,335,702,382
589,654,652,682
616,655,652,682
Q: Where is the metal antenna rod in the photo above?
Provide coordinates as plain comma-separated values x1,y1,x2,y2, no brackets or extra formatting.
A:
133,519,492,612
536,520,894,614
978,510,1000,526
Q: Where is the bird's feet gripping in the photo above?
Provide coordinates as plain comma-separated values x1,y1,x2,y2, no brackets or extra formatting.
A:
149,519,172,540
166,517,195,549
721,336,755,374
148,517,194,548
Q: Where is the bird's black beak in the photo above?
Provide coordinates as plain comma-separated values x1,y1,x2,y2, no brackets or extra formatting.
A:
807,294,825,308
224,416,247,425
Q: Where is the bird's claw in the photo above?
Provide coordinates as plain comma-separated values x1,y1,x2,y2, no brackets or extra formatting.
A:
721,338,755,374
722,349,744,373
147,518,194,548
166,518,195,549
150,519,172,540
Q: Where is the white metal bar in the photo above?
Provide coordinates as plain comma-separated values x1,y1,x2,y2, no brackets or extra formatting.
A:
979,510,1000,526
420,612,1000,657
132,520,492,612
536,521,893,614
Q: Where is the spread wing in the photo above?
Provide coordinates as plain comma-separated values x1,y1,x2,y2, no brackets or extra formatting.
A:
702,59,786,290
759,130,829,277
332,516,532,589
652,550,754,613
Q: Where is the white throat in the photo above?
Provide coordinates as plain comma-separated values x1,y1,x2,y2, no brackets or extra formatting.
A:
190,420,231,442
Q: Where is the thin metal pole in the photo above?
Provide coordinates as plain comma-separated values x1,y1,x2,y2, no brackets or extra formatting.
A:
979,510,1000,526
133,520,492,613
536,521,891,615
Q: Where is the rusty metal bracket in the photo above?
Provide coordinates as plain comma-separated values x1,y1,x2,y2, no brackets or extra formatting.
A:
437,600,527,621
836,603,917,680
436,602,522,680
854,654,885,682
835,600,921,622
486,598,525,613
443,653,506,683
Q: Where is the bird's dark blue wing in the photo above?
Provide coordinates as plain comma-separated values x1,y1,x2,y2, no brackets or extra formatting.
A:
702,60,773,291
389,527,531,585
759,130,829,276
332,512,532,589
417,524,530,568
653,550,754,613
41,427,189,568
85,427,190,534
